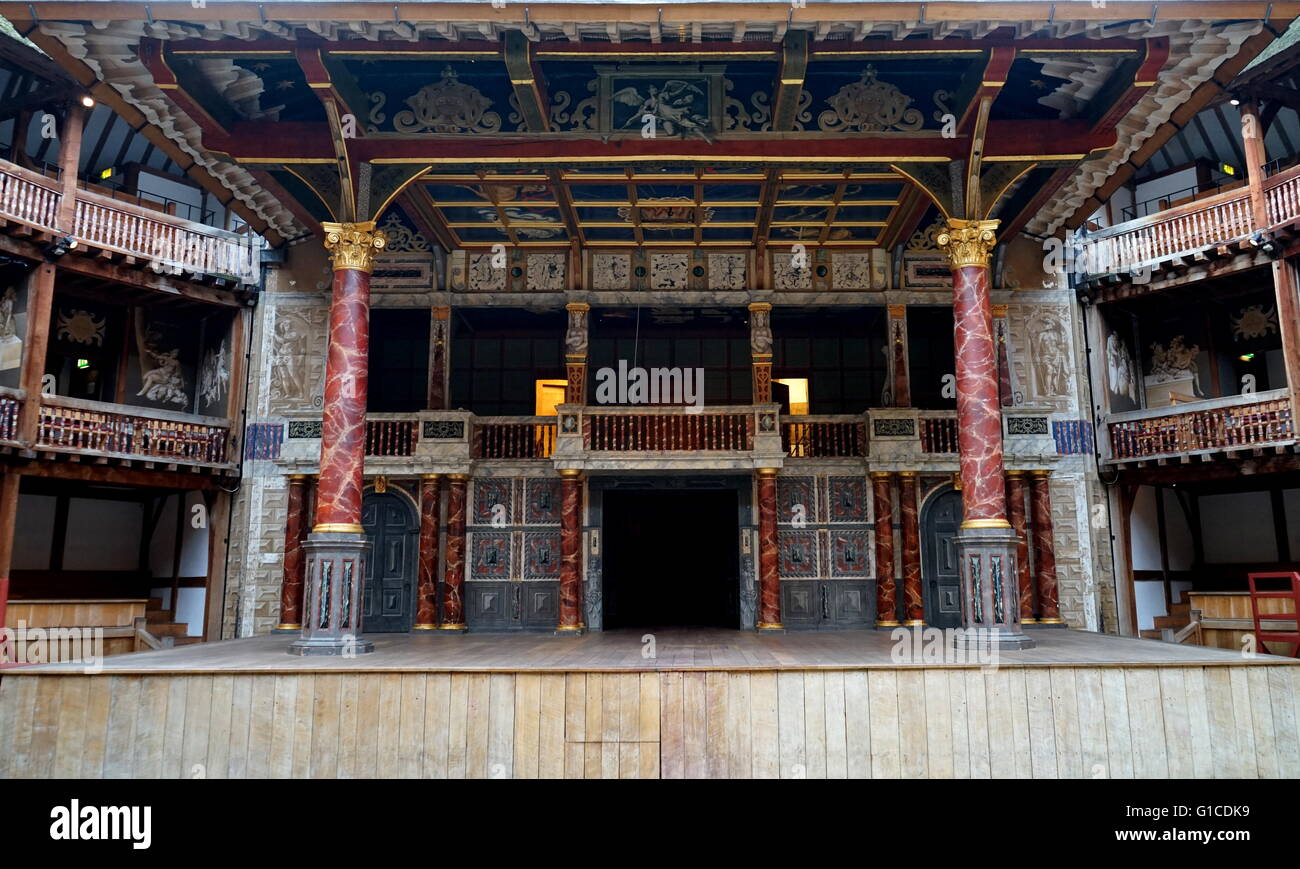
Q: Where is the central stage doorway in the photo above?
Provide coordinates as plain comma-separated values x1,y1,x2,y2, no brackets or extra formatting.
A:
602,490,740,629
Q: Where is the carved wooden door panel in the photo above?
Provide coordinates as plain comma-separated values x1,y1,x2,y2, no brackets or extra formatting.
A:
922,489,963,629
361,492,417,632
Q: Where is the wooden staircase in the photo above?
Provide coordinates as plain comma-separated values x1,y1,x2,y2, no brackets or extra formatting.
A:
133,597,201,650
1140,599,1202,644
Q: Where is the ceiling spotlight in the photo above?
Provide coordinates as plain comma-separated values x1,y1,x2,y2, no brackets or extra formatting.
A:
1229,97,1241,106
80,94,95,108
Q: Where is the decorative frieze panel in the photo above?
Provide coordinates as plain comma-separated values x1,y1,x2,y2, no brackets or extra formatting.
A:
591,253,631,290
267,306,329,413
526,253,566,291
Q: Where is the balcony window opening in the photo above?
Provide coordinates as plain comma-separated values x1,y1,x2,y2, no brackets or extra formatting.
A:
368,308,430,413
906,306,957,411
771,306,887,414
450,308,566,416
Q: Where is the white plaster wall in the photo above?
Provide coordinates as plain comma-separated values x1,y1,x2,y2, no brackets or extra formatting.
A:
1286,489,1300,561
1134,167,1199,215
148,492,209,579
1130,486,1161,571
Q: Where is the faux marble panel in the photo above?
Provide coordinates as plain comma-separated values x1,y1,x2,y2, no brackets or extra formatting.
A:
827,476,868,523
523,531,561,579
472,479,513,525
525,478,562,524
830,531,871,578
779,530,819,579
470,532,512,579
777,476,817,525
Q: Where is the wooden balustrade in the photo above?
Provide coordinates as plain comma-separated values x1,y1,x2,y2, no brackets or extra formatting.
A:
0,155,258,284
1106,394,1294,461
0,162,60,231
1080,164,1300,280
1265,165,1300,228
584,411,754,452
920,415,959,453
473,419,557,459
365,418,418,457
37,401,229,465
0,392,18,442
782,418,866,457
74,198,258,283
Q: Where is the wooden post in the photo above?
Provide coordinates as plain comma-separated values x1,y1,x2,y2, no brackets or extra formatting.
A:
1240,101,1270,231
0,469,20,631
17,262,55,444
56,100,86,233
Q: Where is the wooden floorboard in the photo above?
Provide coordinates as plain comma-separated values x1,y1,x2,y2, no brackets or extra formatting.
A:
9,627,1298,676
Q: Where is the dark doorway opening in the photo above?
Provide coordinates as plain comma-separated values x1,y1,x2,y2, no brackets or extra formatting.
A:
922,488,964,629
602,490,740,629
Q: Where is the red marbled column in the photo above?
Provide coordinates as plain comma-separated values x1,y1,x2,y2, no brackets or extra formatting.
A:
899,472,923,624
414,474,442,629
951,263,1008,525
440,474,468,629
558,470,585,631
1005,471,1035,623
276,474,309,630
1030,470,1063,624
756,468,782,630
314,266,371,532
871,472,899,626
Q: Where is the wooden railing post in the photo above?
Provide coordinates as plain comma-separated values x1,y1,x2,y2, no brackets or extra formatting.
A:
1240,101,1270,231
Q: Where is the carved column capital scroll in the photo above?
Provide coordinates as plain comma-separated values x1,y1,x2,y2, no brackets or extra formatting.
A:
936,218,999,271
322,221,387,274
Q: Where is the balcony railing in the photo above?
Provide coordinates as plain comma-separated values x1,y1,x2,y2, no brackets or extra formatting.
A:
920,413,959,454
365,417,418,457
0,157,259,284
1077,162,1300,281
473,418,557,459
782,417,866,457
0,389,18,442
36,396,232,467
583,408,754,452
1104,390,1294,462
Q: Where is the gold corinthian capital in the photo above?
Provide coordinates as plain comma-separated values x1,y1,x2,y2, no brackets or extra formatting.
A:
322,221,387,274
935,218,999,271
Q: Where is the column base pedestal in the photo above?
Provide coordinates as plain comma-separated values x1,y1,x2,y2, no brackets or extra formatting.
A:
756,622,785,633
956,525,1035,651
435,623,468,632
1025,619,1067,629
875,620,902,630
273,624,302,634
287,531,375,657
554,625,586,636
954,625,1037,652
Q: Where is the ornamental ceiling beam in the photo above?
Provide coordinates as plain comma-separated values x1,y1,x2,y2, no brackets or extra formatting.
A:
214,121,1111,164
504,29,550,134
771,30,809,133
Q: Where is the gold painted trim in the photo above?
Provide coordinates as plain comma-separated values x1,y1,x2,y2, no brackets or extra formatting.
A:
814,49,985,56
756,467,779,477
375,155,951,166
436,624,469,631
448,473,471,481
275,623,302,631
984,154,1086,162
288,473,309,481
555,624,587,631
420,473,443,481
875,620,902,627
960,519,1013,530
1021,618,1039,624
1030,469,1052,479
869,471,894,480
1004,469,1026,478
313,523,365,534
412,624,439,630
756,622,785,630
1038,618,1066,625
558,468,583,478
897,470,918,478
903,619,926,627
538,51,776,58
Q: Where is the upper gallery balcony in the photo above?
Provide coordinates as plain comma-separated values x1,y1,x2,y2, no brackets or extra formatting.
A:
0,158,260,286
1075,161,1300,285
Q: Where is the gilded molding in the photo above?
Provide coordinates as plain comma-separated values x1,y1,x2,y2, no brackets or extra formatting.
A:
322,220,387,274
936,218,999,271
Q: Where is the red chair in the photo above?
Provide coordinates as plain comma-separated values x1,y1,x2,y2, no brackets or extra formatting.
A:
1247,571,1300,658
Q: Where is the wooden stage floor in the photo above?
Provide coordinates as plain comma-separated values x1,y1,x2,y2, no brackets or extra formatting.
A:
8,625,1299,673
5,629,1296,779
